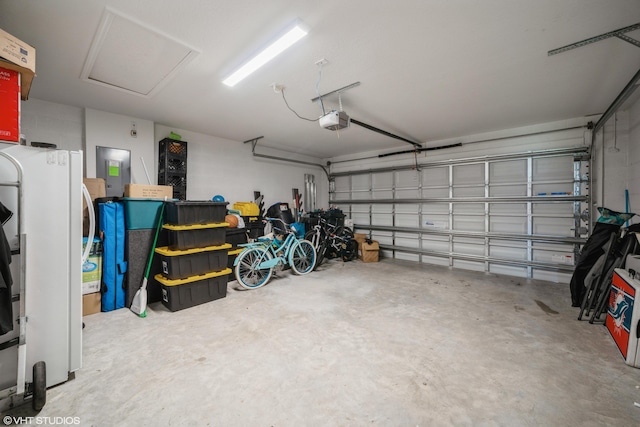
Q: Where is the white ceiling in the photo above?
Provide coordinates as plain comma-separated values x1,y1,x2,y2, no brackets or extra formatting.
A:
1,0,639,159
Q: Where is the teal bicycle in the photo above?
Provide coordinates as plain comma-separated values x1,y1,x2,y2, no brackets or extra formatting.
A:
233,218,316,289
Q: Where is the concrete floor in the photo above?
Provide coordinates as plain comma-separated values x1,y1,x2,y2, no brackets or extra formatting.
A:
4,258,640,426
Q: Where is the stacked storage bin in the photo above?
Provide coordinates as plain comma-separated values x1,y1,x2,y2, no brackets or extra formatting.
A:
154,201,231,311
158,138,187,200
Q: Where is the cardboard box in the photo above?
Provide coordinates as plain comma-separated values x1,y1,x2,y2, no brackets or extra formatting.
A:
0,66,20,142
362,240,379,263
353,233,367,260
83,178,106,236
0,28,36,73
82,238,102,294
0,28,36,100
125,184,173,199
82,292,101,316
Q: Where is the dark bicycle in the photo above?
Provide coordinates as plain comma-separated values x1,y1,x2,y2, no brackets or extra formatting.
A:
304,216,358,268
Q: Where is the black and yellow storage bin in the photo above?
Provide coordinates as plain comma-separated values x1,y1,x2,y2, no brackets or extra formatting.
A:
226,228,248,248
155,268,231,312
227,248,244,282
155,243,231,280
165,200,228,225
164,222,229,250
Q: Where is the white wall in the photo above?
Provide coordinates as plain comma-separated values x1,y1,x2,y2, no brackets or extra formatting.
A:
20,98,83,152
155,124,328,211
626,97,640,217
592,111,630,217
85,108,155,184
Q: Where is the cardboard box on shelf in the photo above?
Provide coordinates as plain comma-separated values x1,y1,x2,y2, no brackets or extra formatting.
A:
0,28,36,100
0,66,20,142
124,184,173,199
362,240,379,263
82,292,101,316
0,28,36,73
83,178,106,236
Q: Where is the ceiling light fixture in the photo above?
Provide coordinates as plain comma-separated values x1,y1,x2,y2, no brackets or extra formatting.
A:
222,22,308,87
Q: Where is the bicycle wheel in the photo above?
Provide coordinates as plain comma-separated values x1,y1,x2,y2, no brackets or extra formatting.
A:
305,229,327,269
234,247,273,289
289,239,317,275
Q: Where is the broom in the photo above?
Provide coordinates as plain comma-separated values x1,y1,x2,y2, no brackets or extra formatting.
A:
130,203,165,317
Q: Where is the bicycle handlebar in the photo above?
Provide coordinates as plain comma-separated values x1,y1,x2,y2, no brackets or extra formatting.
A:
264,217,299,233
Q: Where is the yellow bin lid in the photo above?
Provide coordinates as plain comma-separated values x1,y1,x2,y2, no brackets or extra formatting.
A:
155,243,231,256
163,222,229,231
155,268,232,286
232,202,260,217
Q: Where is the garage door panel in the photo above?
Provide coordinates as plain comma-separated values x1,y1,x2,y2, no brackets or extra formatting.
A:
372,190,393,199
453,164,483,185
490,245,526,261
453,242,484,256
453,259,484,272
491,203,526,214
372,213,393,226
396,188,420,198
490,159,526,183
396,170,420,187
533,203,574,215
395,252,420,262
454,216,484,232
490,265,527,278
489,216,527,234
423,187,449,198
532,184,573,196
453,186,484,197
423,203,448,215
372,172,393,189
422,255,449,266
351,175,369,191
533,156,573,181
533,217,572,236
422,167,448,186
453,203,484,214
421,238,449,252
334,176,351,192
490,185,526,197
396,214,419,227
395,235,419,248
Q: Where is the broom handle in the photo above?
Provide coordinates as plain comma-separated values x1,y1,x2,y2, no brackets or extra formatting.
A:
144,203,165,280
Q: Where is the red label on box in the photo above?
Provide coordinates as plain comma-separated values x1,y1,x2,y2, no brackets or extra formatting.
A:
0,66,20,142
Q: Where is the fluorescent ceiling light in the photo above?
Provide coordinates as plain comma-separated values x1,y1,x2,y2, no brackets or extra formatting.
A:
223,24,307,87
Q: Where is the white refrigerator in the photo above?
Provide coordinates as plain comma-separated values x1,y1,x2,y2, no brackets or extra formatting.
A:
0,144,83,409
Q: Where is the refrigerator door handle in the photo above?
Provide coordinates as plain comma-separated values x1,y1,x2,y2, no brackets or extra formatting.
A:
82,183,95,263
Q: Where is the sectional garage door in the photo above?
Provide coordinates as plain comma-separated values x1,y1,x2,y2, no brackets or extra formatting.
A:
330,147,590,282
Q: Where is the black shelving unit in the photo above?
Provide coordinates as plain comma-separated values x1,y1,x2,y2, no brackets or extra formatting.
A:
158,138,187,200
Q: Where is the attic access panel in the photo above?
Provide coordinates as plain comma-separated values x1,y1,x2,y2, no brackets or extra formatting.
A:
81,7,199,97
